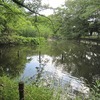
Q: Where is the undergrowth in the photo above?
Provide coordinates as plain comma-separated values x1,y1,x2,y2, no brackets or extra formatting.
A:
0,76,100,100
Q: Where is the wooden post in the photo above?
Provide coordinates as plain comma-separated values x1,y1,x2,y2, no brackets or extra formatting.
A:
17,50,20,58
39,51,41,63
0,50,2,58
19,82,24,100
61,53,64,61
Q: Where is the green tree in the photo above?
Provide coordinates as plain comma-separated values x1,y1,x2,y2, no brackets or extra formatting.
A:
52,0,100,39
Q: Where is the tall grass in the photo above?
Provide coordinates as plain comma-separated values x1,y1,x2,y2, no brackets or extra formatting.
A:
0,76,100,100
0,76,56,100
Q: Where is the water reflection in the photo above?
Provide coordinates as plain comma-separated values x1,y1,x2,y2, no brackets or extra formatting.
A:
20,54,89,96
50,42,100,84
0,46,37,77
0,41,100,96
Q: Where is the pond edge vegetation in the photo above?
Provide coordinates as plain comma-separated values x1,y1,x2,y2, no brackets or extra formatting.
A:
0,76,100,100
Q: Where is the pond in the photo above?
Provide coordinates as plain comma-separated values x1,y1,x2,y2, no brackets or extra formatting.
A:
0,40,100,97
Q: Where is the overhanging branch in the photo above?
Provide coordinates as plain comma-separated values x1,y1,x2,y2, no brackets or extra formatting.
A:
12,0,55,32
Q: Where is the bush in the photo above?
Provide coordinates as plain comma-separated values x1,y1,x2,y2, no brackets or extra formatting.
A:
0,35,46,45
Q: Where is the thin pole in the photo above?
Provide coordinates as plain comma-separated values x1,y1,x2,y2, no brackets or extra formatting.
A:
19,82,24,100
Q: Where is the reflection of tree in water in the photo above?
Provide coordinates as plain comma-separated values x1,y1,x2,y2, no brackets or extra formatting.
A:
25,52,45,86
26,52,54,86
0,41,99,85
34,65,44,86
72,45,100,84
52,42,100,84
0,46,35,77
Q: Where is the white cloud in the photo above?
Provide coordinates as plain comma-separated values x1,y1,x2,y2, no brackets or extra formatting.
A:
40,9,53,16
40,0,65,16
42,0,65,8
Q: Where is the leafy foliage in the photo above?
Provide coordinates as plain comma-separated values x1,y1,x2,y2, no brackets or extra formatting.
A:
52,0,100,39
0,0,53,45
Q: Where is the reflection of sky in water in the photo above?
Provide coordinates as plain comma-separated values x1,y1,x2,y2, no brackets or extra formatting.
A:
21,56,39,79
20,55,89,95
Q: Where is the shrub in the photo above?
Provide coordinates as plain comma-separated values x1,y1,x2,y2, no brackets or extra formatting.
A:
0,35,46,45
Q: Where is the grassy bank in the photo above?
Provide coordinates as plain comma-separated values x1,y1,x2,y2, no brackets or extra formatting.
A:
0,76,100,100
0,35,46,45
0,76,55,100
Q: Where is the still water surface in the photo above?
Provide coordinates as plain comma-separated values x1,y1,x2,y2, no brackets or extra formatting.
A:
0,40,100,95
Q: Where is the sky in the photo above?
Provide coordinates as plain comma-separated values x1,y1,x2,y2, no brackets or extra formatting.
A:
40,0,65,16
42,0,65,8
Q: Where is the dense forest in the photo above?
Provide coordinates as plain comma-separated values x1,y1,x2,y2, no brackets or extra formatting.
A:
0,0,100,45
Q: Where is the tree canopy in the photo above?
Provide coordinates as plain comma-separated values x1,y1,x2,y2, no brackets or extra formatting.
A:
52,0,100,39
0,0,54,44
0,0,100,44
